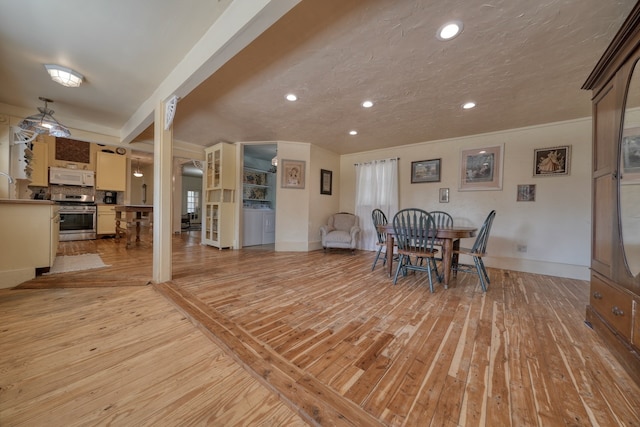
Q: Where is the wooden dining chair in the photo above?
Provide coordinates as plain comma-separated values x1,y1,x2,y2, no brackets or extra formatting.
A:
371,209,389,271
392,208,440,292
452,210,496,292
429,210,454,273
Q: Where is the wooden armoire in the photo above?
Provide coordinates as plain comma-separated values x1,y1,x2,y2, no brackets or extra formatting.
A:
583,3,640,385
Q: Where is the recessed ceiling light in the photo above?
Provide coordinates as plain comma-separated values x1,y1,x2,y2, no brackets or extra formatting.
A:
362,100,373,108
462,102,476,109
437,21,463,41
349,130,358,136
285,93,297,101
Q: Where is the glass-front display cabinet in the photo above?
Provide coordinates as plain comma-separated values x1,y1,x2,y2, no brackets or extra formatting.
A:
202,142,236,249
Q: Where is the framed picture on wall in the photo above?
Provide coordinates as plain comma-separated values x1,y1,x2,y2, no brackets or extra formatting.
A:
517,184,536,201
459,144,504,191
622,128,640,182
320,169,332,195
411,158,441,183
439,188,449,203
533,145,571,177
281,159,306,189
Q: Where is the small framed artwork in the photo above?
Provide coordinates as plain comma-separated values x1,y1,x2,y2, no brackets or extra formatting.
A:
517,184,536,202
439,187,450,203
281,159,306,189
320,169,332,195
622,127,640,182
459,144,504,191
411,158,441,183
533,145,571,177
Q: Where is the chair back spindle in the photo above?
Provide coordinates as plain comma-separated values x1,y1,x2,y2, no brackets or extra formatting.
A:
371,209,389,270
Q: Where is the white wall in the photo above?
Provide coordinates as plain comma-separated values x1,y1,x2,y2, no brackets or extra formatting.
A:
129,163,154,205
274,141,312,251
309,144,341,250
340,117,592,280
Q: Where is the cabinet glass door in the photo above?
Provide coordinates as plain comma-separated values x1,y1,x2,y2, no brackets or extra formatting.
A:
213,149,221,188
211,204,219,241
206,151,214,189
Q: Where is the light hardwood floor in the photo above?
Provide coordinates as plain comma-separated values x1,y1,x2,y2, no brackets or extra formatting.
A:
1,231,639,426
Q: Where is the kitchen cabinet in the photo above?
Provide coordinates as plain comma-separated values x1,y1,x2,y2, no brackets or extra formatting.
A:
97,205,118,235
202,142,236,249
0,200,59,288
243,209,275,246
263,210,275,244
30,138,49,187
243,167,274,209
96,151,126,191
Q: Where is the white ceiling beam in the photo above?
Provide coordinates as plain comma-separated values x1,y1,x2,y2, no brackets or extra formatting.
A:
120,0,301,144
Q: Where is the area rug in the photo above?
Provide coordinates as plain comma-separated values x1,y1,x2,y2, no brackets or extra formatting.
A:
45,254,110,275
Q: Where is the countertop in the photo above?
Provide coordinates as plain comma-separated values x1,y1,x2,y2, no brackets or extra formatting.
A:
0,199,55,205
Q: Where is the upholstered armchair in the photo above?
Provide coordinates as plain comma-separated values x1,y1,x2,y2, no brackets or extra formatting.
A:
320,212,361,254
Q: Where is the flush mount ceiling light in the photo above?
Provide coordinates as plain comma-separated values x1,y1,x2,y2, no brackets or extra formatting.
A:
133,159,144,178
462,101,476,109
437,21,463,41
285,93,297,101
44,64,84,88
349,130,358,135
18,97,71,137
362,100,374,108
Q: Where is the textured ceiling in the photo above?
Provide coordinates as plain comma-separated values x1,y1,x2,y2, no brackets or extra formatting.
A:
0,0,636,156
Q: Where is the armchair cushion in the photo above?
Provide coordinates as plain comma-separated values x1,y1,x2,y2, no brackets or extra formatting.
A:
321,212,360,251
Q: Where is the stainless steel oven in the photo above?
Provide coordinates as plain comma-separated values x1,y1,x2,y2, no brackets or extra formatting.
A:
52,194,97,241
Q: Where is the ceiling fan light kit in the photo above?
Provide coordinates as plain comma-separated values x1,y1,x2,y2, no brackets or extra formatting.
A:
18,97,71,137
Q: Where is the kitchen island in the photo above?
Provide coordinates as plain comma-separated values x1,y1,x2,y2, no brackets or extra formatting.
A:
0,199,59,287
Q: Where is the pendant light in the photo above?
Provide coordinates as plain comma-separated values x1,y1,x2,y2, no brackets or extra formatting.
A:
18,97,71,137
133,159,143,178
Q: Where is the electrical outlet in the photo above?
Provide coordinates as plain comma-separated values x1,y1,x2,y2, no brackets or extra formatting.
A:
517,244,527,253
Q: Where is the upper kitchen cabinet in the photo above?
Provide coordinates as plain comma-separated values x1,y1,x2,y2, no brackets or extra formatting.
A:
29,136,50,187
96,151,126,191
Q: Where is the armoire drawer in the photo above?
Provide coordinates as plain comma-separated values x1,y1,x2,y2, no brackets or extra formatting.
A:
590,274,633,339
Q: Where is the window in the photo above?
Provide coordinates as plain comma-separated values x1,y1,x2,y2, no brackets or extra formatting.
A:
187,190,200,218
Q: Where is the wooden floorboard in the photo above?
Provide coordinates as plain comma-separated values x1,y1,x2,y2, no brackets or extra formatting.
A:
1,231,639,426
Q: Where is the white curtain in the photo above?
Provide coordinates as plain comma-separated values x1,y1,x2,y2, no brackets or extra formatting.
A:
355,158,399,251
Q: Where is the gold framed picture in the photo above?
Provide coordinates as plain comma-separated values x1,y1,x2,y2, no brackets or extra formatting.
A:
281,159,305,189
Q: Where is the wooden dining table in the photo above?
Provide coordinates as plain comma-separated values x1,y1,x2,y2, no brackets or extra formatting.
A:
115,205,153,248
377,224,477,288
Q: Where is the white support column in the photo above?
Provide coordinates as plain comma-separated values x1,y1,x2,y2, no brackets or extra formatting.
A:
152,101,173,283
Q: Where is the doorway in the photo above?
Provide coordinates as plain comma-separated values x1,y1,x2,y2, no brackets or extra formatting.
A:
242,144,277,248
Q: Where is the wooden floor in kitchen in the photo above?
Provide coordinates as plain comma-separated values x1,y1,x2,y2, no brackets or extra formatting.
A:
1,231,639,426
